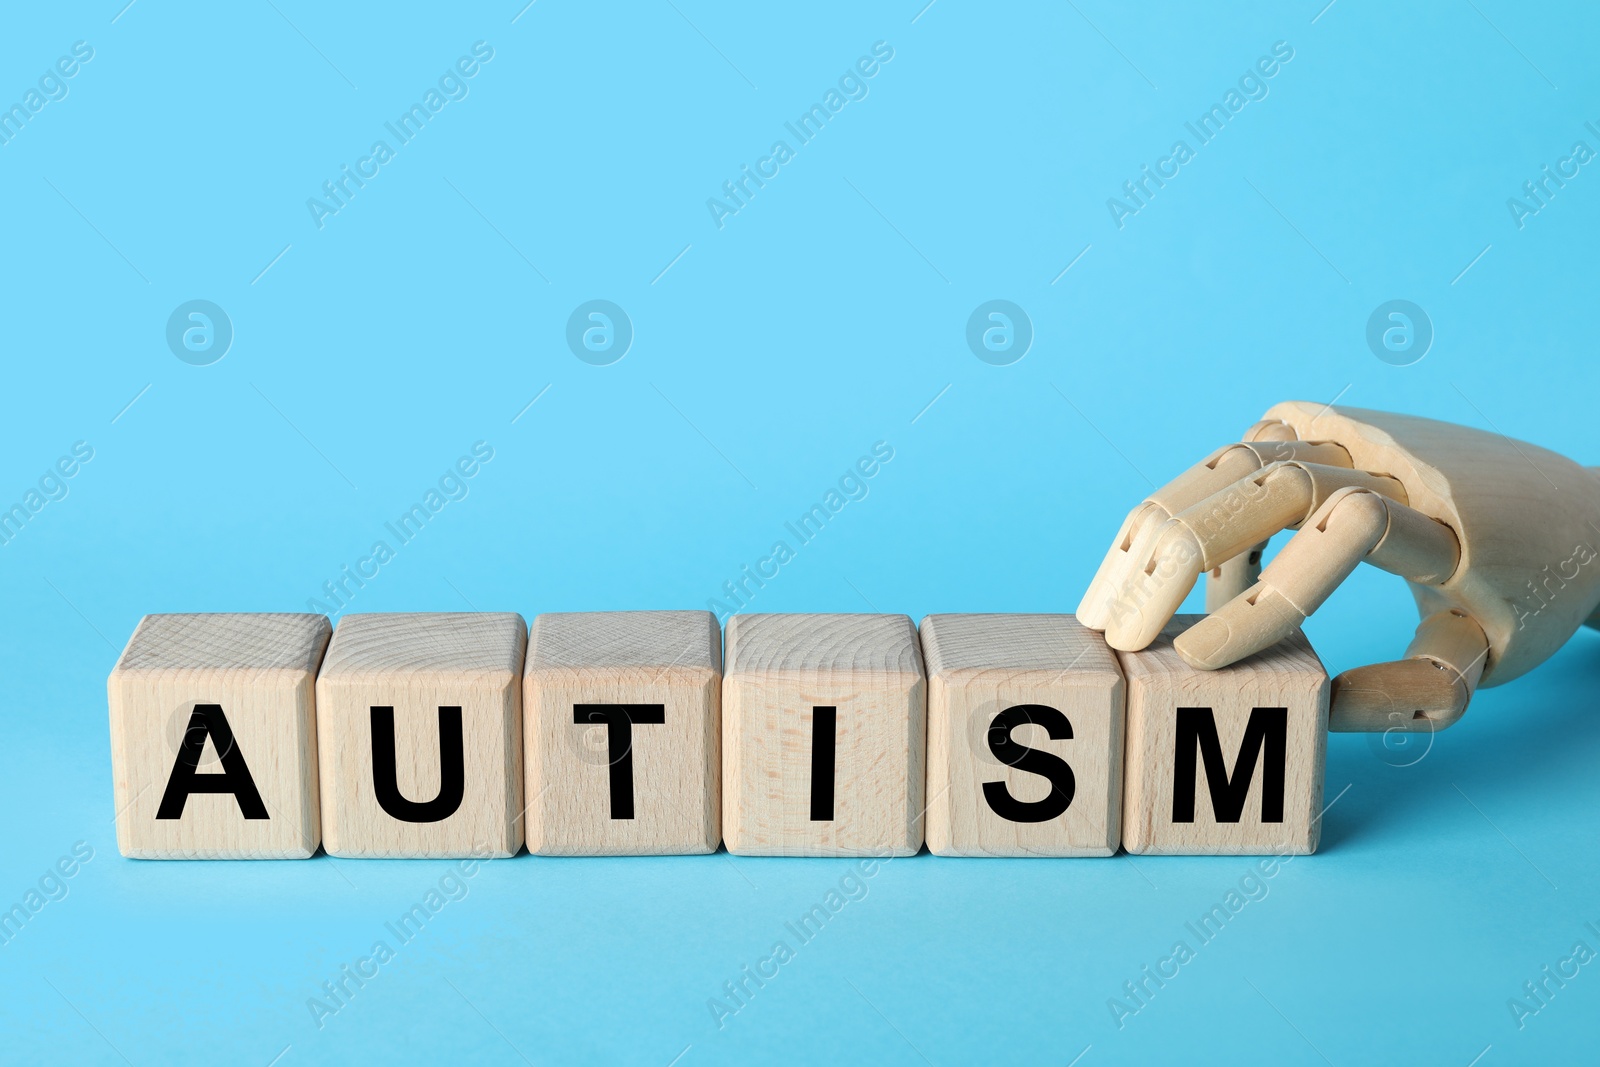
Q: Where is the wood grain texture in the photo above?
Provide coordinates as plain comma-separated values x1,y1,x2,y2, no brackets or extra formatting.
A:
524,611,720,855
1329,609,1487,730
722,614,925,857
1120,615,1327,855
316,613,526,858
1264,401,1600,686
922,614,1124,857
107,613,330,859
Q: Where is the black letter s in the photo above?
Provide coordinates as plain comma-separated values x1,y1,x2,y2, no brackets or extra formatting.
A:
982,704,1075,823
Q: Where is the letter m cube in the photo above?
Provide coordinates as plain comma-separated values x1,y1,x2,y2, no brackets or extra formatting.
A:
1119,616,1328,855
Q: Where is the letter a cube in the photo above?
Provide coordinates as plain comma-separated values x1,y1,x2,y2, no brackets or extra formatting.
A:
108,613,331,859
1119,616,1328,855
316,613,526,858
723,614,925,857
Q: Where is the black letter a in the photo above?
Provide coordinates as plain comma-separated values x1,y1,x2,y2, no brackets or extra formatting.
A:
156,703,269,819
370,706,465,822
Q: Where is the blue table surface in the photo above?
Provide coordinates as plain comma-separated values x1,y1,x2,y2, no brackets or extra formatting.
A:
2,2,1598,1063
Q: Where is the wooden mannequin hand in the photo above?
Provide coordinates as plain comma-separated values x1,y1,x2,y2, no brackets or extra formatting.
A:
1077,402,1600,732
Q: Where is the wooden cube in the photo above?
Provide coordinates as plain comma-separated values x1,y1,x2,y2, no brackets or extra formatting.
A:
1119,616,1328,855
316,613,526,858
522,611,720,855
722,614,925,857
922,614,1124,857
107,613,331,859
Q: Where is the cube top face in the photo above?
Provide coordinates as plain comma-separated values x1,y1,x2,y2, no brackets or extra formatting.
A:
528,610,721,681
524,611,721,856
317,613,527,859
725,613,923,680
723,614,925,857
115,613,331,675
108,613,331,860
1120,615,1329,856
921,614,1125,858
320,612,527,682
1117,616,1325,694
920,613,1122,684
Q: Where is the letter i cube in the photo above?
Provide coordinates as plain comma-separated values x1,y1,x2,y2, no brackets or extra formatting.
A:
722,614,926,857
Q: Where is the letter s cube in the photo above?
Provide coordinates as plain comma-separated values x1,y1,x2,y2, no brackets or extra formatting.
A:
922,614,1125,857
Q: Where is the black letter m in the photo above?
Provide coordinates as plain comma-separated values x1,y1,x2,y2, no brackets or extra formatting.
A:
1172,707,1286,823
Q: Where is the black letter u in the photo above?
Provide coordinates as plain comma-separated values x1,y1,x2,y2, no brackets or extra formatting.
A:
370,706,465,823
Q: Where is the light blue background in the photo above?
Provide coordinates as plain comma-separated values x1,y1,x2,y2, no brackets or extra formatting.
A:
2,1,1598,1063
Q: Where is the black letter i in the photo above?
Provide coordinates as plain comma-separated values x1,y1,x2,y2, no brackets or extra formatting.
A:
809,706,836,821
